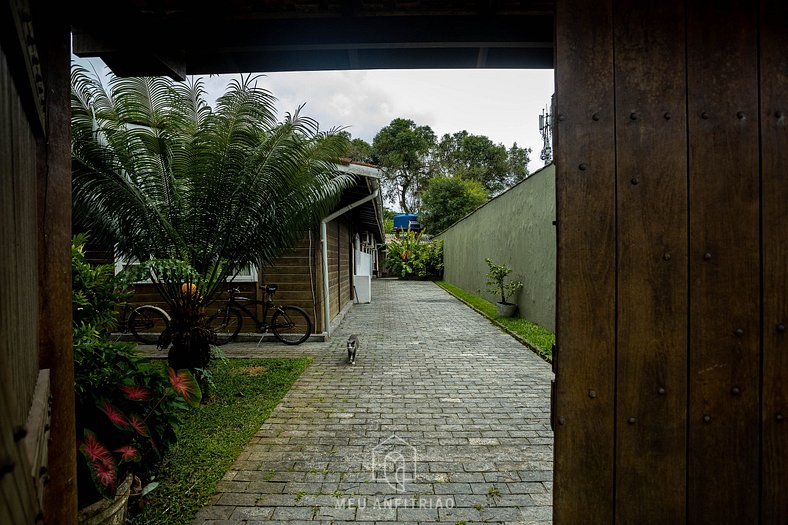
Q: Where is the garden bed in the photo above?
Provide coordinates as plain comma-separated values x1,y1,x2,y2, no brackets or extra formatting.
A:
129,358,311,525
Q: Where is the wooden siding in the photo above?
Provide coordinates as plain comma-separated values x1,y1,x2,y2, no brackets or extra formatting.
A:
339,219,351,309
0,33,43,525
554,0,788,523
261,231,319,331
327,218,341,319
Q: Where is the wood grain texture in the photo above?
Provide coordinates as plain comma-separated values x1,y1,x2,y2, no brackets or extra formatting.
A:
687,1,760,522
760,0,788,522
553,0,616,522
613,1,688,522
35,8,77,522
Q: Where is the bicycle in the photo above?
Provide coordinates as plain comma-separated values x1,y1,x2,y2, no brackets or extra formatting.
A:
117,304,171,345
206,284,313,345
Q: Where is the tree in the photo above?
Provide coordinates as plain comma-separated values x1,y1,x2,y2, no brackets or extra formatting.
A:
435,131,531,195
371,118,436,213
337,131,373,163
71,67,352,374
419,176,488,234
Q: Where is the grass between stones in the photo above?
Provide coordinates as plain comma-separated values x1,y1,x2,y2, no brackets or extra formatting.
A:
436,281,555,363
130,357,312,525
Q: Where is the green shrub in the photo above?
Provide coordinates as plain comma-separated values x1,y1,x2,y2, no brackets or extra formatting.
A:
385,230,444,279
72,234,198,506
484,257,523,304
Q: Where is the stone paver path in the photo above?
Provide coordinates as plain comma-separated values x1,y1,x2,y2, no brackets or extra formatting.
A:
193,279,553,525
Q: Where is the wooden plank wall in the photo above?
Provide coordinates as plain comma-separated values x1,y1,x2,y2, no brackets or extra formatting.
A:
327,218,340,319
554,0,788,522
339,219,351,310
261,231,319,331
0,29,43,525
0,34,39,442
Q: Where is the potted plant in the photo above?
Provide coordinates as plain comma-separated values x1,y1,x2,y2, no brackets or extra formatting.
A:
72,235,201,523
484,257,523,317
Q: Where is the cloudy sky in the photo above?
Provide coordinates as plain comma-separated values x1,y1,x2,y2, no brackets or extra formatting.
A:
75,57,554,173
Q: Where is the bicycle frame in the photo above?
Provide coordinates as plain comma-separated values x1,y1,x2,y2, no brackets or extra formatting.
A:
225,294,276,331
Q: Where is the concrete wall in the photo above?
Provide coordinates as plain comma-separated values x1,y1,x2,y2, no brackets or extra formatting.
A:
436,164,555,331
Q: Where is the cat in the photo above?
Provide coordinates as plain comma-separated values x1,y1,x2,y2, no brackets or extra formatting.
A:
347,334,359,365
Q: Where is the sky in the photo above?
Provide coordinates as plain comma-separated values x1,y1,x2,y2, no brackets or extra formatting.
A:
73,57,554,174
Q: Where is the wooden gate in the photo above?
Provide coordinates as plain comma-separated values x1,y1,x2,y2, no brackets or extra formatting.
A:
553,0,787,523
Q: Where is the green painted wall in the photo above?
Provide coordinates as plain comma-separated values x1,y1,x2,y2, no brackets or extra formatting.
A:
436,163,556,331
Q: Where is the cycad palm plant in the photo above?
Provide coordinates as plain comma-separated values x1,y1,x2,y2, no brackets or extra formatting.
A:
71,66,352,373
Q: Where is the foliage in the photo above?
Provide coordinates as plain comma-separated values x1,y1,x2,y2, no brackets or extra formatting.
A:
385,230,443,279
71,232,130,331
338,131,374,163
419,176,487,234
72,235,200,504
383,207,396,232
484,257,523,304
129,358,311,525
434,131,531,195
71,67,353,372
371,118,436,213
436,281,554,362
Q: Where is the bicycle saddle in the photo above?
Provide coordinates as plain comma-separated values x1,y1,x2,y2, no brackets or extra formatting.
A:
264,284,278,293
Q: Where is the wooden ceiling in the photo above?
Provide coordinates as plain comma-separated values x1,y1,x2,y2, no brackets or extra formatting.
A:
70,1,555,79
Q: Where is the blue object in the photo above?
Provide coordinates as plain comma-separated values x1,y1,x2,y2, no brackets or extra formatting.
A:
393,213,420,231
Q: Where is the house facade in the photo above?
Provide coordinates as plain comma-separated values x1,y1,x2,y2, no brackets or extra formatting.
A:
104,161,384,337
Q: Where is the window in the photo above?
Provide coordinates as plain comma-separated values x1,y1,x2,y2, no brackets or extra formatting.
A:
114,255,257,283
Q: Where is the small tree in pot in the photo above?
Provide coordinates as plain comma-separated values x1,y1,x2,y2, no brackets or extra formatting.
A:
484,258,523,317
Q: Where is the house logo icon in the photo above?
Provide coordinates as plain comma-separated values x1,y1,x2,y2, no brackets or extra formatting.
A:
371,434,417,492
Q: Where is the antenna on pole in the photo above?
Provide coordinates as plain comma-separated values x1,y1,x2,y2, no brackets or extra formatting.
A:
538,98,553,165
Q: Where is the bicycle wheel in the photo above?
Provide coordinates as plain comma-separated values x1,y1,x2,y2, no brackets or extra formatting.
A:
206,307,243,345
128,305,170,345
271,306,312,345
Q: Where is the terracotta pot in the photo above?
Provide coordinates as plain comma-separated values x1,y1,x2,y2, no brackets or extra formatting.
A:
77,474,133,525
496,302,517,317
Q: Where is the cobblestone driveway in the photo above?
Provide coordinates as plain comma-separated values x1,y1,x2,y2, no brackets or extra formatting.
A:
193,279,553,525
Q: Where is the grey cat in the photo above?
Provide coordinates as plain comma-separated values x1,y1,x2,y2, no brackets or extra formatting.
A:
347,334,359,365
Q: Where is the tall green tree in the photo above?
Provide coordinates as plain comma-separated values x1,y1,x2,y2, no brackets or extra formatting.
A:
371,118,436,213
71,67,352,371
419,176,488,234
435,131,531,195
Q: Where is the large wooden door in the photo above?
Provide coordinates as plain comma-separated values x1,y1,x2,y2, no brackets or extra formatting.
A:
554,0,788,522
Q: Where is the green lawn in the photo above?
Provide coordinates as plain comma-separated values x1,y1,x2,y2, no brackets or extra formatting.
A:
436,281,555,362
130,358,311,525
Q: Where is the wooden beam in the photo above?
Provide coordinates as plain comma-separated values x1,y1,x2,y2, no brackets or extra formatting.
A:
35,4,76,523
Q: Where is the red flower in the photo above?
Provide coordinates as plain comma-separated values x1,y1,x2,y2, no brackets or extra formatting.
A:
128,414,150,437
79,429,112,463
119,384,153,401
114,445,140,463
98,399,131,430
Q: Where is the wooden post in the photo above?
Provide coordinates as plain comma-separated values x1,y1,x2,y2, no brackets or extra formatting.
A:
35,5,76,524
